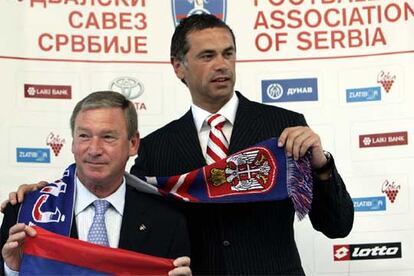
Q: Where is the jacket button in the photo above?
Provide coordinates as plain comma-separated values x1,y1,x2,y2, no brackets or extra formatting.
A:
223,240,230,247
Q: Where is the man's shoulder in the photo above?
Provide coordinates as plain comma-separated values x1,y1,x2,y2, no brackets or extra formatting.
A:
238,91,304,117
140,110,192,142
125,184,184,218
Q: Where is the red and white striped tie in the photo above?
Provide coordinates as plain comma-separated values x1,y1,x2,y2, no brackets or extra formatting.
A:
206,114,229,165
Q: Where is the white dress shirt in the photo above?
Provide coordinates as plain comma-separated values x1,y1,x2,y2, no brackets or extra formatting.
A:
75,176,125,248
191,92,239,160
4,176,126,275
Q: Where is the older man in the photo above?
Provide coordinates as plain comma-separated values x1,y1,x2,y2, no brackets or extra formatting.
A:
0,91,191,275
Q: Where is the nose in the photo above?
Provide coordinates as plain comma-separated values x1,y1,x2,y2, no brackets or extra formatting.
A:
213,54,229,72
88,137,103,156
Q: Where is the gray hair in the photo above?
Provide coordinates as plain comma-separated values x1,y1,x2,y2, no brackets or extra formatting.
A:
70,91,137,139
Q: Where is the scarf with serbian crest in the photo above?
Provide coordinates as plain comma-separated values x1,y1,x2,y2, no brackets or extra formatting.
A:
18,137,313,236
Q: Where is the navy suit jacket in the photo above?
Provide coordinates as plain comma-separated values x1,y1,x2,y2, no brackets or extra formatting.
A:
130,92,354,275
0,182,190,275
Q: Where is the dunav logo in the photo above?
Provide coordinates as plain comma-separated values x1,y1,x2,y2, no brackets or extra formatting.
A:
262,78,318,103
171,0,227,26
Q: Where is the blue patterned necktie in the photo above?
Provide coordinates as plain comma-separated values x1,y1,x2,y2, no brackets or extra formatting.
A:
87,200,110,246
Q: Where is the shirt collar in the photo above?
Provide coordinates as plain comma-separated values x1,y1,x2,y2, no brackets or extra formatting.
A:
75,176,126,216
191,92,239,132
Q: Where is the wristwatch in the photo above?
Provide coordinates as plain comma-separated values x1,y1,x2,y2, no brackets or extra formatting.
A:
313,151,334,175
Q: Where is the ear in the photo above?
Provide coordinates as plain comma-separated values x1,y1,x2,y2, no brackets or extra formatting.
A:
71,138,75,154
128,132,140,157
171,57,185,81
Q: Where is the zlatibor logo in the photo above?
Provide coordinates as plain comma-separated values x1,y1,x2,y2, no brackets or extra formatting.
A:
359,131,408,148
377,71,396,93
24,84,72,99
382,179,401,203
46,132,65,156
334,242,402,261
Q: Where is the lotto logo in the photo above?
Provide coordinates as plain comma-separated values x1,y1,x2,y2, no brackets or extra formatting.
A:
333,245,350,261
334,242,402,261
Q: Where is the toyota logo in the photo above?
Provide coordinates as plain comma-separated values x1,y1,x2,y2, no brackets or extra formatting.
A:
109,77,144,100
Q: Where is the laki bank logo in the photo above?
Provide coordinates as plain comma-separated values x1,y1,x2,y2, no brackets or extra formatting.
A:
171,0,227,26
359,131,408,148
24,84,72,99
334,242,402,261
46,132,66,157
377,70,396,93
382,179,401,203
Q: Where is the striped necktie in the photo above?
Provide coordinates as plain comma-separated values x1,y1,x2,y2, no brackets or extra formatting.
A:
206,114,229,165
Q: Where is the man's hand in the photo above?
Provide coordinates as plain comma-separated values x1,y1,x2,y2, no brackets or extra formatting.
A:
278,126,330,179
1,182,47,213
2,223,37,271
168,256,191,276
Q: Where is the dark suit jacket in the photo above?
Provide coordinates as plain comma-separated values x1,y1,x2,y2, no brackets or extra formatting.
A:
0,182,190,275
130,92,354,275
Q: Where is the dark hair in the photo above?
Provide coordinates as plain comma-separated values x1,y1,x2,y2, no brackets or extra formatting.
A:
170,13,236,62
70,91,137,139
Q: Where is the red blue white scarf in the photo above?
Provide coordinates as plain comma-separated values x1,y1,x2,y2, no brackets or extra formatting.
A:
20,226,173,275
17,137,313,273
18,137,313,234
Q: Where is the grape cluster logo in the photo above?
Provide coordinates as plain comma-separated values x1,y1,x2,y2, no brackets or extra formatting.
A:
382,179,401,203
46,132,66,157
377,70,396,93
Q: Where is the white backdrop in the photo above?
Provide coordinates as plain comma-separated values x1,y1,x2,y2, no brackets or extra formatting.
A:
1,0,413,275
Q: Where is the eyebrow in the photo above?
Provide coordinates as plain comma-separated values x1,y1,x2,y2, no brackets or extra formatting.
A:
197,46,236,56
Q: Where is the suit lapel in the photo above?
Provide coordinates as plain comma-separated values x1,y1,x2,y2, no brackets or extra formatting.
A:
229,92,263,154
70,216,79,239
118,185,147,251
170,110,206,170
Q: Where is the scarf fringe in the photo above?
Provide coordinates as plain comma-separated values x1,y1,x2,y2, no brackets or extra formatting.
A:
286,151,313,220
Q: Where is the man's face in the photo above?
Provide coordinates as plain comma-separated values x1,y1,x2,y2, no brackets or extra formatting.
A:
173,27,236,113
71,107,139,195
